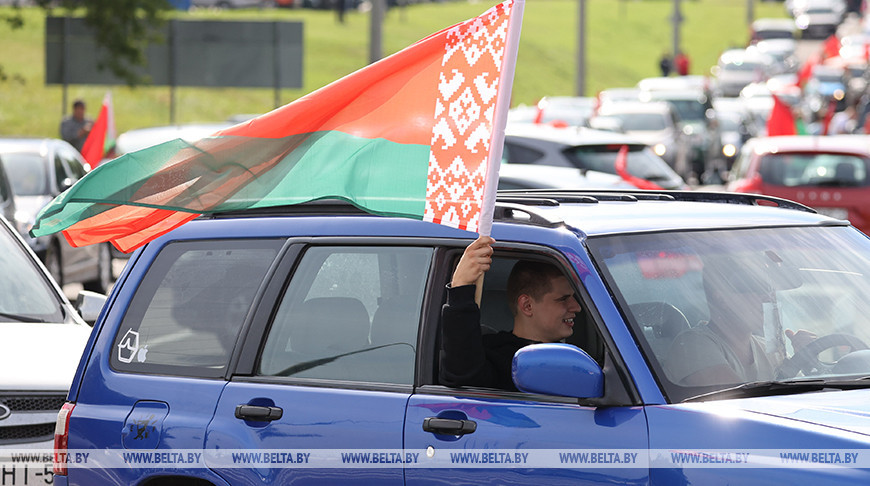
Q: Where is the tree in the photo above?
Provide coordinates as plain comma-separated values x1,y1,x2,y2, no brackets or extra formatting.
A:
1,0,171,86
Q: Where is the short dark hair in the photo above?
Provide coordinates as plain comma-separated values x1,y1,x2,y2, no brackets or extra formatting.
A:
506,260,564,316
72,99,85,109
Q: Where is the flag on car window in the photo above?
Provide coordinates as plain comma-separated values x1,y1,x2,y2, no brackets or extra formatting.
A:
31,0,524,252
80,92,116,168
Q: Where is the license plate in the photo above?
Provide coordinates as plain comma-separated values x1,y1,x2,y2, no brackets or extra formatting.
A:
815,207,849,220
0,463,53,485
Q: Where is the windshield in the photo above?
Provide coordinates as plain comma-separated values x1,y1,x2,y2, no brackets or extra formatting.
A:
0,224,64,322
588,225,870,402
565,145,680,184
1,152,48,196
758,153,869,187
608,113,668,131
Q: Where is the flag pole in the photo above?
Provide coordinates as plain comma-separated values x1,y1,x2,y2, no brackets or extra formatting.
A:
475,0,525,304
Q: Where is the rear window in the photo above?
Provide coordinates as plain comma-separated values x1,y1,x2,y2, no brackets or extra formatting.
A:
758,153,869,187
111,240,281,378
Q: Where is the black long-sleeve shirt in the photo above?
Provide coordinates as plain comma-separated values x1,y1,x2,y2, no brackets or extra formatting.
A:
439,284,538,391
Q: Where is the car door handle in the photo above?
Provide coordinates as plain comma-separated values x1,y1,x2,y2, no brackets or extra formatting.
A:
235,404,283,422
422,417,477,435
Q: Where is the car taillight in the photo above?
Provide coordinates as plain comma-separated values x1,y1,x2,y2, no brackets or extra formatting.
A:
731,173,763,194
54,402,75,476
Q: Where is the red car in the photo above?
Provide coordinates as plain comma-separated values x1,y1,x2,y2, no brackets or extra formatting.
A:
726,135,870,233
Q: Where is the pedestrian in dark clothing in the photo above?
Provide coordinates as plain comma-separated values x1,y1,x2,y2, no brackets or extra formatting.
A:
659,53,673,77
439,236,582,391
60,99,93,152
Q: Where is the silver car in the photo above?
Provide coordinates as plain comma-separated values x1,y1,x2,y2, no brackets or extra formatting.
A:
0,138,113,293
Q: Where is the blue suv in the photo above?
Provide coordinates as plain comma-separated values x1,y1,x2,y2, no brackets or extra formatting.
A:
56,190,870,484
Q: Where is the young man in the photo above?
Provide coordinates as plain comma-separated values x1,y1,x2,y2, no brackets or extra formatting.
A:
439,236,582,391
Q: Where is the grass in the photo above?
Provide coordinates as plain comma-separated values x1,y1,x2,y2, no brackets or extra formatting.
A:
0,0,788,137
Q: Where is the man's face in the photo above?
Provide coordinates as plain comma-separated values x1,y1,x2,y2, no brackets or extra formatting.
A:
528,276,582,342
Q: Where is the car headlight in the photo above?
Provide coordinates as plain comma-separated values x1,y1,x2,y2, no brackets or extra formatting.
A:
654,143,667,156
795,15,809,29
722,144,737,158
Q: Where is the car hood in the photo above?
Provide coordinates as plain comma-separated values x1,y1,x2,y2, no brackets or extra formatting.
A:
12,195,53,222
0,322,91,391
677,389,870,438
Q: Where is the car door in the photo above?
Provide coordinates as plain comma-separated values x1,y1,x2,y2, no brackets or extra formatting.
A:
404,245,650,485
206,241,433,484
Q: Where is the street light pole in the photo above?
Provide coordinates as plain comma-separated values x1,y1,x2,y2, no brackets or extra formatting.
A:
369,0,386,64
576,0,586,96
672,0,682,61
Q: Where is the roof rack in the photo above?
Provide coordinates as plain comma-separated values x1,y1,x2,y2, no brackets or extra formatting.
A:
207,190,816,223
494,189,816,213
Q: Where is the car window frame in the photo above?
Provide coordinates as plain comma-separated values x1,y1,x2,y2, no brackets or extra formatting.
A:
417,240,641,407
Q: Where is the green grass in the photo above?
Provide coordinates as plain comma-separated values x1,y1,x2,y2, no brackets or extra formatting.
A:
0,0,788,137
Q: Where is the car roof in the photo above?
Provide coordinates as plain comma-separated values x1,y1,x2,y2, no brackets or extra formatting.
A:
115,123,234,155
0,137,62,153
744,135,870,154
751,17,797,30
504,124,648,146
636,75,710,92
185,191,839,243
595,101,673,115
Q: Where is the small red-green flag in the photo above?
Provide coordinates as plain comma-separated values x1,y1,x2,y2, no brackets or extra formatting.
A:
32,0,524,252
79,92,116,167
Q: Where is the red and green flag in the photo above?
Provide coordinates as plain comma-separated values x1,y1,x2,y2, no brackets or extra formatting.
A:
79,92,116,168
32,0,525,252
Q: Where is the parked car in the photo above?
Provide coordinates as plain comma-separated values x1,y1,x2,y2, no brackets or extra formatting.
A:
712,48,774,98
503,124,687,190
588,101,692,179
751,38,800,74
639,87,723,180
749,17,797,44
713,96,760,169
0,138,112,292
726,135,870,234
793,0,843,39
0,213,96,483
54,189,870,484
0,159,15,226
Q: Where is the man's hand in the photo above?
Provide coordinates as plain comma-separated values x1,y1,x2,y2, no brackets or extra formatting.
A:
451,236,495,287
786,329,818,351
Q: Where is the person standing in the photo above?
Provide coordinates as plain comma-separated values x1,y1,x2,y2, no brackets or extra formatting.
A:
659,52,673,77
674,50,690,76
60,99,93,152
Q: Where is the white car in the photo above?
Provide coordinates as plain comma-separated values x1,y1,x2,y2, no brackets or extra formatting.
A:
588,101,692,179
0,214,96,480
712,48,774,98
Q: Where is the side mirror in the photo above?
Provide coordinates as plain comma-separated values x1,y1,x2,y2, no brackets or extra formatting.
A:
75,290,107,326
512,343,603,398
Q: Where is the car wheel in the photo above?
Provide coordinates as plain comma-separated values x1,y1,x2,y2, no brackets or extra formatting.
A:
45,241,63,288
83,243,113,293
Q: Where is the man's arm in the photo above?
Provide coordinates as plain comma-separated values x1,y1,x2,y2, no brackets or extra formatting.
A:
439,236,497,388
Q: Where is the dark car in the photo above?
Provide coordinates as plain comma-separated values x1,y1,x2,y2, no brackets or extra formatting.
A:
53,190,870,485
504,124,688,190
0,138,113,292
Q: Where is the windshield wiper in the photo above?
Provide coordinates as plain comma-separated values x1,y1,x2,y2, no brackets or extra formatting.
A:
682,378,870,402
0,312,46,323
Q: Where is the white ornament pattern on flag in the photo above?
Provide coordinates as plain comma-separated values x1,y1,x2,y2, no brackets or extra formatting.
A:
423,0,512,233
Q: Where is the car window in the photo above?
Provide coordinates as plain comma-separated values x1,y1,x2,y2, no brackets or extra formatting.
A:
110,240,282,377
503,140,547,165
567,144,674,180
0,223,64,322
610,113,667,131
54,154,68,191
1,152,48,196
258,246,432,384
759,153,869,187
61,147,88,180
589,226,870,402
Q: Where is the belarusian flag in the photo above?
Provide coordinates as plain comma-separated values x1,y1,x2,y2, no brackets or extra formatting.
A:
32,0,524,252
767,94,798,137
80,92,116,167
